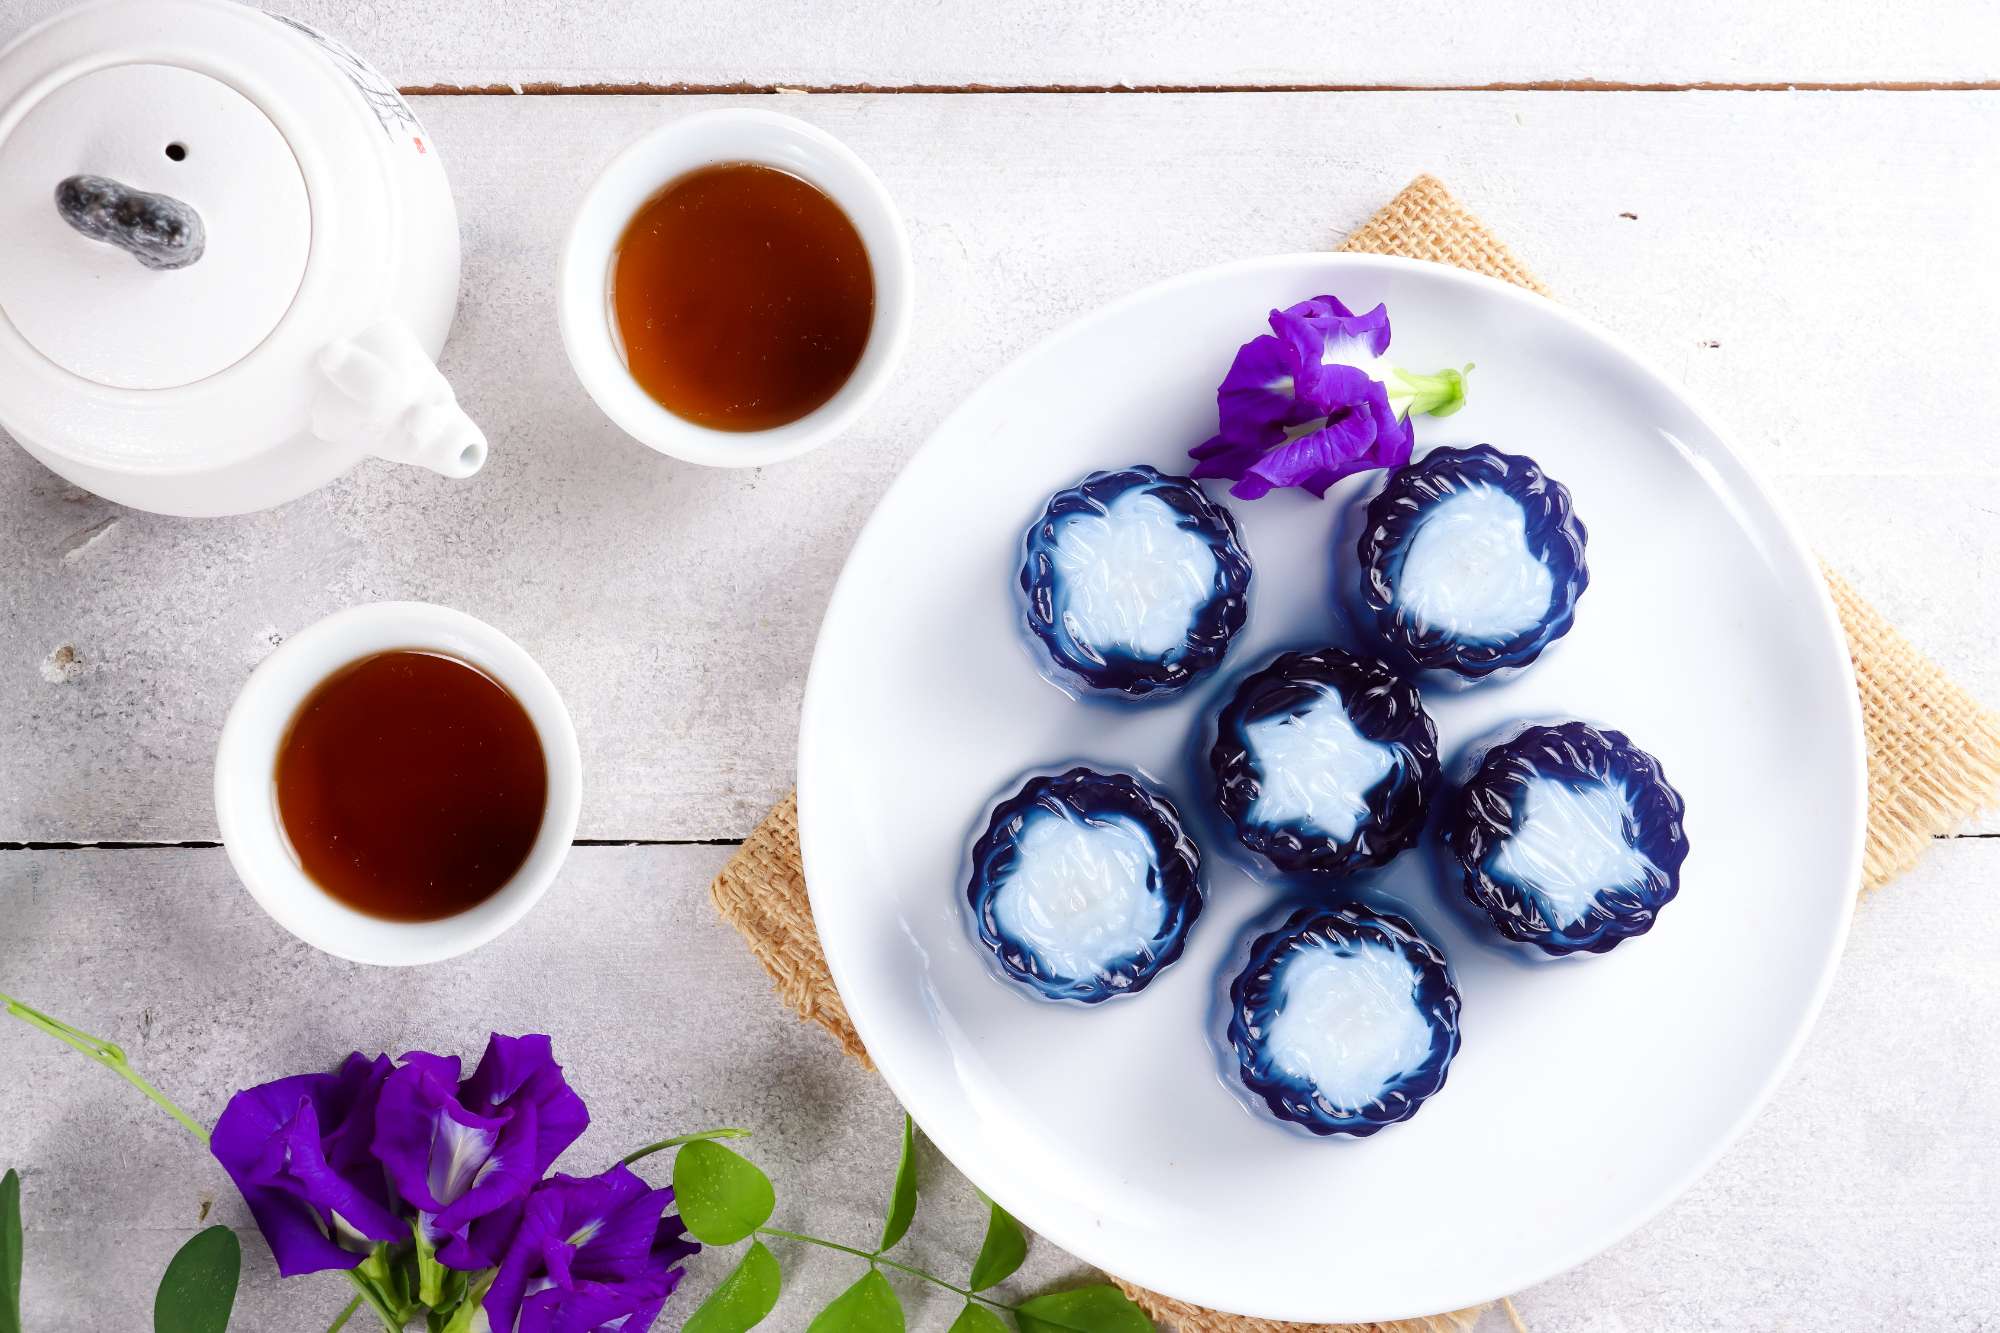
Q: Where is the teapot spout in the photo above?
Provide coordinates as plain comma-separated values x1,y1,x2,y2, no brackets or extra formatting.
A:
312,320,488,479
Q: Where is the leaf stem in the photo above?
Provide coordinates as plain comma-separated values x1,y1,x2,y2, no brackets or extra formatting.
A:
343,1269,406,1332
325,1293,363,1333
0,990,209,1145
755,1227,1018,1312
619,1126,752,1167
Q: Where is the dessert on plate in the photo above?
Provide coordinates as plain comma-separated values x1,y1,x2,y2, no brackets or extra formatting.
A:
1354,444,1588,682
1019,466,1253,699
1209,647,1439,878
964,766,1204,1003
1442,720,1690,955
1224,903,1462,1137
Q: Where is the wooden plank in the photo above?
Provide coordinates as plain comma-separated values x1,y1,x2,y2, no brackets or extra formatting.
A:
3,0,1998,88
2,840,1997,1327
2,91,1997,841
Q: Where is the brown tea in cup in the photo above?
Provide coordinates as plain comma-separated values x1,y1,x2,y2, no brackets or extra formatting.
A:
274,650,547,922
611,161,874,431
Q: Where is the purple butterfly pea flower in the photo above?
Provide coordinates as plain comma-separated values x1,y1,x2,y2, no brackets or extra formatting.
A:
1192,294,1459,500
210,1052,404,1277
483,1164,700,1333
372,1033,591,1270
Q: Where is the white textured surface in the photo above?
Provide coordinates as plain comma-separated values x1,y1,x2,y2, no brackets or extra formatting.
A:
1051,490,1218,660
1394,484,1555,643
1245,684,1401,844
1490,776,1653,928
0,42,1993,1333
4,0,1998,86
1263,940,1434,1113
990,811,1166,981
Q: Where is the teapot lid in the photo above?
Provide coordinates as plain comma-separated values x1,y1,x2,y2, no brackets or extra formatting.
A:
0,0,416,476
0,62,310,390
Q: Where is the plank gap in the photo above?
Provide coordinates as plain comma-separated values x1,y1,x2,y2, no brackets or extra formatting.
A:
399,78,2000,97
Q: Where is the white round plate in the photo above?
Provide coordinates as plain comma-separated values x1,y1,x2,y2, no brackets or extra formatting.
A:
798,253,1864,1323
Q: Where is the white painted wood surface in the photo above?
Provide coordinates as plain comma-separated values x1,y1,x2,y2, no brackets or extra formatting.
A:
4,91,1997,841
2,27,1997,1333
4,0,1999,87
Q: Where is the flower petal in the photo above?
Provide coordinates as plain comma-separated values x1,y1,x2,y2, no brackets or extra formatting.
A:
1215,333,1305,441
1274,295,1393,371
374,1053,495,1214
482,1168,697,1333
1235,407,1380,499
461,1034,590,1178
210,1054,400,1277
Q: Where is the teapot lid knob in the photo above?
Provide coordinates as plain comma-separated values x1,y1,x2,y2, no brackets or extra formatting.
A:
54,173,207,271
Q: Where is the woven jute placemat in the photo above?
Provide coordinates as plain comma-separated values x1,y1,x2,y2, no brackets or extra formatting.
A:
711,174,2000,1332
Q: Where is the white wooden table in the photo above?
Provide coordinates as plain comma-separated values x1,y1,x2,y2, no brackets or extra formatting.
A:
3,5,1998,1329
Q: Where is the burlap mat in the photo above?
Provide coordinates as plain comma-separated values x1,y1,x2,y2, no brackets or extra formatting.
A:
710,175,2000,1332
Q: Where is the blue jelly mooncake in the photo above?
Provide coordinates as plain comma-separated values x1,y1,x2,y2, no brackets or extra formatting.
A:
966,767,1204,1003
1355,444,1588,681
1210,648,1439,878
1443,721,1690,955
1020,466,1253,699
1226,904,1462,1137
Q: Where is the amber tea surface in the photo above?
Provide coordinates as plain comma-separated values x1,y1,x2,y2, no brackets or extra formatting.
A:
612,161,874,431
275,650,548,922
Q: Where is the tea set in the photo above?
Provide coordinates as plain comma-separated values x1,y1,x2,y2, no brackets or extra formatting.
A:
0,0,912,962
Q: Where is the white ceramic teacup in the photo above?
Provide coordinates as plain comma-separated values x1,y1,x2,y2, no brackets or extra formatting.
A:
558,107,914,467
214,602,583,966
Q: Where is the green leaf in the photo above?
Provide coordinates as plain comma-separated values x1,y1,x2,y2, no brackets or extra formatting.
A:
673,1140,776,1246
682,1240,782,1333
876,1114,919,1253
0,1169,21,1333
806,1268,903,1333
966,1201,1027,1292
153,1225,241,1333
1015,1284,1154,1333
946,1303,1010,1333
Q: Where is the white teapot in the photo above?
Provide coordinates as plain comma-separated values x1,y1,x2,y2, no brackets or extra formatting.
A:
0,0,486,516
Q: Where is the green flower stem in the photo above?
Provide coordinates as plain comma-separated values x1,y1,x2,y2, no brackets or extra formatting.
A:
619,1126,752,1168
343,1268,406,1333
1383,363,1472,420
0,990,209,1145
755,1227,1018,1312
325,1293,363,1333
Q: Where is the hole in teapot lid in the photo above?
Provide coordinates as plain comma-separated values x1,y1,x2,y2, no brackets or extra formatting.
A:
164,142,187,162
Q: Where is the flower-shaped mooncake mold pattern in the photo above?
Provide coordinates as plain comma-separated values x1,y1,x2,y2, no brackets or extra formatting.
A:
1020,466,1253,699
1226,904,1462,1137
966,766,1204,1003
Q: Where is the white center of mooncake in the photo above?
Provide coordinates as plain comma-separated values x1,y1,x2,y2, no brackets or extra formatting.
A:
1052,491,1219,660
1394,484,1555,643
1489,776,1654,927
1244,684,1401,843
1266,942,1435,1111
991,811,1167,981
